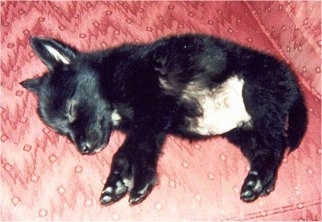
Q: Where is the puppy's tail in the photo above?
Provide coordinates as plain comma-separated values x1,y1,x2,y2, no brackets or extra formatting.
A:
287,91,308,151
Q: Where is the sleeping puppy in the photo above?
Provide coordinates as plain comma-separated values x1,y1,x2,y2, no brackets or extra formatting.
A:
21,34,307,205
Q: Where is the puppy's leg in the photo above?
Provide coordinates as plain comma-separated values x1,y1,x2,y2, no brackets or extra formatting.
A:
225,125,287,202
100,130,166,206
99,150,133,205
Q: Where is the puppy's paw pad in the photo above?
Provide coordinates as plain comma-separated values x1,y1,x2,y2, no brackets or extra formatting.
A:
240,171,263,202
100,180,129,205
240,171,275,202
100,193,113,205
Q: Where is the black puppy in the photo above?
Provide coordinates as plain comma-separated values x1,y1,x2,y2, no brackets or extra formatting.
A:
21,34,307,206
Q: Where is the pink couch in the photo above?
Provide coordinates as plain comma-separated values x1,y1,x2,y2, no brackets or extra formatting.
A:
1,1,321,220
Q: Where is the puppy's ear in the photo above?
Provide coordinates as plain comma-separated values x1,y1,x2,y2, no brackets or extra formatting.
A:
20,77,42,94
30,37,79,70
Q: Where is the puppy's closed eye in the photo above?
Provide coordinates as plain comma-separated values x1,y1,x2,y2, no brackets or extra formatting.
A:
65,100,77,122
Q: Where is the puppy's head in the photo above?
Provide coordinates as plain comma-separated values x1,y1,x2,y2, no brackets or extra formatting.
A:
21,37,113,155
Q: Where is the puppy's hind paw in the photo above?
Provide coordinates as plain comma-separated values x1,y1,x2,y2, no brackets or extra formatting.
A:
240,171,275,202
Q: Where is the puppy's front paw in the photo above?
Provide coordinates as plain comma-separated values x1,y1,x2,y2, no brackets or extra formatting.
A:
99,152,157,206
100,153,133,205
240,171,275,202
100,174,133,205
129,169,157,205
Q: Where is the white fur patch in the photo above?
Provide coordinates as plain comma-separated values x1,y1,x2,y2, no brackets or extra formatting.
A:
45,45,71,64
183,75,251,135
111,109,122,126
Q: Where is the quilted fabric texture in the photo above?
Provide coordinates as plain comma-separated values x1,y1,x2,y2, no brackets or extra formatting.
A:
1,1,321,220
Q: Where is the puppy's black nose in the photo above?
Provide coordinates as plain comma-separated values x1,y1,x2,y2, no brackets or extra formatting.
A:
80,142,91,154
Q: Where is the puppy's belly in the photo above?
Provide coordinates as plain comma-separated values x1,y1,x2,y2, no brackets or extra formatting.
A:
184,76,252,135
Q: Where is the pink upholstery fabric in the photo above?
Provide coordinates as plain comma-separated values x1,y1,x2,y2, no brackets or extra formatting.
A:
1,1,321,220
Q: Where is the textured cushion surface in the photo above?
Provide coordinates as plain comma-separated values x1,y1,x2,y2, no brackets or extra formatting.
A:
1,1,321,220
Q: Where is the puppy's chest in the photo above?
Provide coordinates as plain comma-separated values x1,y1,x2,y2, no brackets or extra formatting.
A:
175,76,252,135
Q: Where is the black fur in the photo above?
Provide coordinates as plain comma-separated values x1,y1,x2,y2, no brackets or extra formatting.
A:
21,34,307,205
